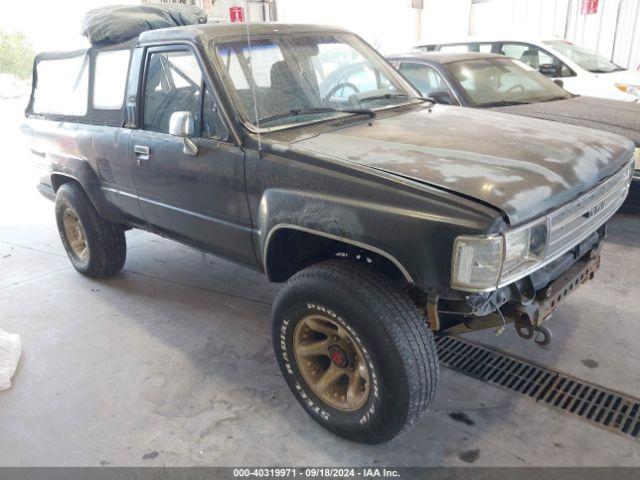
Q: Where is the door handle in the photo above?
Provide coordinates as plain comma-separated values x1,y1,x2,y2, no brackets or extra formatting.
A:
133,145,150,166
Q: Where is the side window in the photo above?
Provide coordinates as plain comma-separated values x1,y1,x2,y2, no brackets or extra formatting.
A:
33,54,89,116
202,85,229,141
501,43,574,78
398,63,453,99
93,50,131,109
143,50,202,134
500,44,552,68
440,44,471,53
468,43,493,53
438,43,492,53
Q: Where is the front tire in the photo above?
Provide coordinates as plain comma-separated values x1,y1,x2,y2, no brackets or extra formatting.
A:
271,260,439,444
55,182,127,278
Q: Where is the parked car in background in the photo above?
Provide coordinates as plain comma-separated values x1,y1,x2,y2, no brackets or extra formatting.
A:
414,37,640,102
387,51,640,210
24,22,636,444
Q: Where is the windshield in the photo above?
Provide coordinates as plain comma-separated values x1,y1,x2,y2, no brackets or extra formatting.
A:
544,40,621,73
213,32,420,129
447,57,571,107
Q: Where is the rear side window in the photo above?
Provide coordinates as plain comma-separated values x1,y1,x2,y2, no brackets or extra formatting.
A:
93,50,131,109
33,54,89,116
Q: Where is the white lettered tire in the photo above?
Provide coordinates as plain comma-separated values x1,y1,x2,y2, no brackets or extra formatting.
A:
271,260,439,443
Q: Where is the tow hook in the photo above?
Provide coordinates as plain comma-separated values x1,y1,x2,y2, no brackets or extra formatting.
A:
534,325,552,346
515,322,552,346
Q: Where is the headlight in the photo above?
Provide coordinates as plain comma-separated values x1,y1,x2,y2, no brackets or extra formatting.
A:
615,83,640,97
451,235,503,289
502,220,549,278
451,219,550,291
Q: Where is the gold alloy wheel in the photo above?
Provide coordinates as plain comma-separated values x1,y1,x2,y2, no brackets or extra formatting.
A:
293,314,371,411
62,207,89,261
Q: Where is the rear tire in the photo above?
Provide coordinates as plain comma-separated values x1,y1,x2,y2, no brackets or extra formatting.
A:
271,260,439,444
55,182,126,278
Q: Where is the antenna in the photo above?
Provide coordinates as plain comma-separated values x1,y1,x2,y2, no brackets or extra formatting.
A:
244,1,262,152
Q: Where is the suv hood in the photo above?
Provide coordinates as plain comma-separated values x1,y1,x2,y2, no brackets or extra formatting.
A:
292,106,634,225
490,96,640,146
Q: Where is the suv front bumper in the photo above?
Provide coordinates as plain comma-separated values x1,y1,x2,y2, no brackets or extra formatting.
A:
505,245,601,327
436,228,605,333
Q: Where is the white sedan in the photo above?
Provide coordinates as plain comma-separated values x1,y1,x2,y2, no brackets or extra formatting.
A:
414,37,640,102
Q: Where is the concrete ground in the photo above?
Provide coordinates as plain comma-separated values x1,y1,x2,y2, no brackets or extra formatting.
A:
1,97,640,467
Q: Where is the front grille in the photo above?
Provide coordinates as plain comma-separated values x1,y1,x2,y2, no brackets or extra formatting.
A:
547,161,632,258
494,160,632,290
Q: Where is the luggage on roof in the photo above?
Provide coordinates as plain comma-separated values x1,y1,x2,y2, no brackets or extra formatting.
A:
81,3,207,46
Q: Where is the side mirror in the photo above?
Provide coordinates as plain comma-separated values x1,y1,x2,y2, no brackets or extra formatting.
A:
553,78,564,89
539,63,560,77
169,111,198,156
429,90,453,105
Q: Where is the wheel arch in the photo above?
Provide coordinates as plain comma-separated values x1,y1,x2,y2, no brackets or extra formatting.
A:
263,224,414,284
50,172,124,224
51,172,81,192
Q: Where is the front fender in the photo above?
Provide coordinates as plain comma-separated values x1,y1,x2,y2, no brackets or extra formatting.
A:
256,187,492,289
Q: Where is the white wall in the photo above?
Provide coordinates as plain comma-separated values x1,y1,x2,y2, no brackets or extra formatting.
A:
276,0,420,53
469,0,571,38
419,0,472,43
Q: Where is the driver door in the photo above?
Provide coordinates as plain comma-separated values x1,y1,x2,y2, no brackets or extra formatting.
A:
129,45,256,267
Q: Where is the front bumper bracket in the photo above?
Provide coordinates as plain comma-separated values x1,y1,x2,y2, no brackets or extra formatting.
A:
508,248,601,327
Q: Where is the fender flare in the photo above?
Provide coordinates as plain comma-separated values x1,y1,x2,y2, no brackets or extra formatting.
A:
262,223,414,283
50,168,125,224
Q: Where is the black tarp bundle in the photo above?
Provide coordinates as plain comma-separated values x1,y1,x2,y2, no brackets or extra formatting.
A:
81,3,208,45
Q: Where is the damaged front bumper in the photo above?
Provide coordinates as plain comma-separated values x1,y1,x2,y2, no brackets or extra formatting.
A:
431,226,606,334
505,246,600,327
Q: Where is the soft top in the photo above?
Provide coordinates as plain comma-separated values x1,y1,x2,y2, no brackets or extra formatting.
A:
81,3,207,46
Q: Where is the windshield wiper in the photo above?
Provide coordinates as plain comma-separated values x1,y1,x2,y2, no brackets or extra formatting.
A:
358,93,435,104
478,100,534,107
258,107,375,125
539,95,570,103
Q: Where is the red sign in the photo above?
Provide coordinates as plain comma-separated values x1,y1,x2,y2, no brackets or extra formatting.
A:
581,0,599,15
229,6,245,23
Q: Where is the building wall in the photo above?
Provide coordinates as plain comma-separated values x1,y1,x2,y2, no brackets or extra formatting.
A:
276,0,421,54
206,0,273,22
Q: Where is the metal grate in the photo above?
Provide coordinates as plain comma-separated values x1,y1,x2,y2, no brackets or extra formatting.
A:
435,335,640,441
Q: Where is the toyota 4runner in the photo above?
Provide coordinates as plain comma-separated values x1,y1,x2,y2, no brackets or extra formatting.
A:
23,23,635,443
